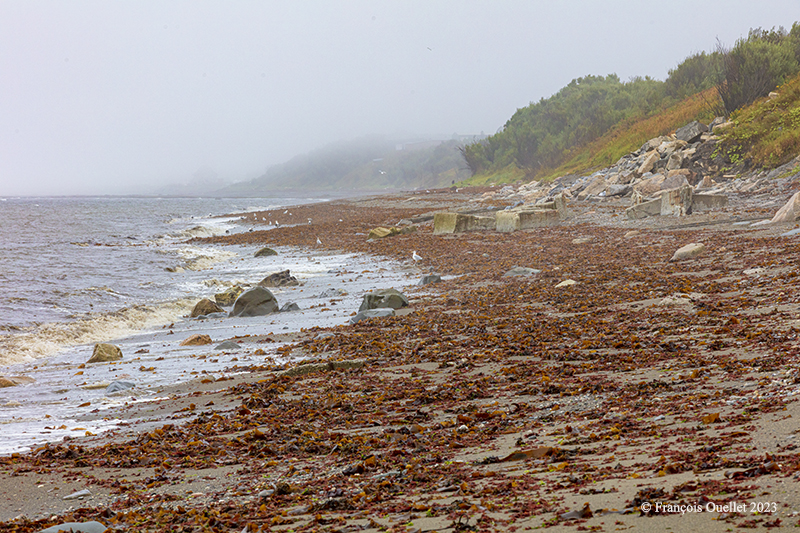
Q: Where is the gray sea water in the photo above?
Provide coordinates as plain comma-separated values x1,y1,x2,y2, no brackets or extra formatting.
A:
0,196,303,364
0,195,416,454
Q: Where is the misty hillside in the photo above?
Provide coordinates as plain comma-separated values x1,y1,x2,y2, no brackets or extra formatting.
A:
218,135,481,195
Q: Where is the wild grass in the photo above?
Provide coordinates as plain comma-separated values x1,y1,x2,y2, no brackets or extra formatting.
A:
717,73,800,170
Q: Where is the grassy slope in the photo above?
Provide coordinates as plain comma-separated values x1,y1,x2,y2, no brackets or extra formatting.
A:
716,72,800,171
458,89,718,186
460,73,800,186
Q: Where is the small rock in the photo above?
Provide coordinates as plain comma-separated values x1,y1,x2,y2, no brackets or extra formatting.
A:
418,274,442,285
259,270,300,287
87,343,122,364
254,246,278,257
215,340,241,351
279,302,300,312
571,237,592,244
503,266,541,277
317,287,348,298
215,286,245,307
349,308,396,324
180,334,213,346
190,298,225,318
105,381,136,394
358,289,409,312
670,243,706,262
555,279,578,288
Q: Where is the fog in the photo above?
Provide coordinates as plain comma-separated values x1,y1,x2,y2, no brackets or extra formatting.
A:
1,1,797,196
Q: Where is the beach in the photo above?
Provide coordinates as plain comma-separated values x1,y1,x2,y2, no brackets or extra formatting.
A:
2,186,800,532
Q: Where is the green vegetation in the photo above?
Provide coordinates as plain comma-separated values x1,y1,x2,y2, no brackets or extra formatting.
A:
716,72,800,170
460,22,800,185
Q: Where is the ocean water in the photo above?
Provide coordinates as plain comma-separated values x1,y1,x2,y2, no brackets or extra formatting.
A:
0,195,416,454
0,196,300,364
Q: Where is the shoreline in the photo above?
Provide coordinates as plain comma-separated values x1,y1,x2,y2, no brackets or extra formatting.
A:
2,186,800,531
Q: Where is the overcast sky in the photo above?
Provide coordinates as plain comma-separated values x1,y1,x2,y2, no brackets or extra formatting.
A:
1,1,798,195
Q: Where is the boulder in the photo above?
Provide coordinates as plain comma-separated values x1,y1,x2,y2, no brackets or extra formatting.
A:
770,191,800,223
229,287,279,317
349,308,396,324
605,184,631,197
676,121,708,143
626,198,662,220
633,173,666,195
280,302,300,312
637,150,660,175
358,288,409,312
418,274,442,285
87,343,123,364
254,246,278,257
180,334,213,346
665,151,683,171
215,286,244,307
657,139,688,157
259,270,300,287
433,213,496,234
660,185,693,216
577,176,607,200
190,298,225,318
634,173,689,196
670,243,706,262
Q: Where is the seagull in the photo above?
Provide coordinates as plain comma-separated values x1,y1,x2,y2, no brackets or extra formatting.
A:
317,237,322,245
412,251,422,262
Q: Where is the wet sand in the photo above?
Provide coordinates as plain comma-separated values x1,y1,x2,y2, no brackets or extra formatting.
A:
2,187,800,532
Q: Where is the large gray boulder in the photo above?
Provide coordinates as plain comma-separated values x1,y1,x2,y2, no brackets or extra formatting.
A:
87,343,123,364
675,121,708,143
358,288,409,312
770,191,800,223
229,287,279,317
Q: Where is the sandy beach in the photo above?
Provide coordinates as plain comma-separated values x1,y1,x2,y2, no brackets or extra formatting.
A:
2,186,800,532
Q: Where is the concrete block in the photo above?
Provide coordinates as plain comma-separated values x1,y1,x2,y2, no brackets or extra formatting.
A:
433,212,495,234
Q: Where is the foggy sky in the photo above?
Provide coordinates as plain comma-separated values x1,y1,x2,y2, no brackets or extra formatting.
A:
1,1,798,196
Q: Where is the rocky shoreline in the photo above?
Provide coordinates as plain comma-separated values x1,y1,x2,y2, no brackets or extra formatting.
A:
2,157,800,531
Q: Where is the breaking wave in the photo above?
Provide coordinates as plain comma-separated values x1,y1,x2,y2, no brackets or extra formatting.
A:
0,299,195,366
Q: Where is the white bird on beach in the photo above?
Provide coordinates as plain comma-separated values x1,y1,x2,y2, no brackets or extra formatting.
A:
412,251,422,262
317,237,322,245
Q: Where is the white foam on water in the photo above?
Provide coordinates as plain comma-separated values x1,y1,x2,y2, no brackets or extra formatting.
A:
0,299,195,365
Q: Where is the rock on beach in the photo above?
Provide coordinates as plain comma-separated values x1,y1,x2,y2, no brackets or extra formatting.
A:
229,286,279,317
86,343,122,364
